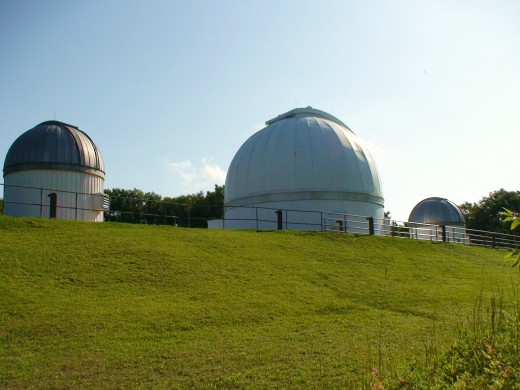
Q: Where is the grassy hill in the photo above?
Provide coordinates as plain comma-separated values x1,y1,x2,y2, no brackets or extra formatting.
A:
0,216,517,388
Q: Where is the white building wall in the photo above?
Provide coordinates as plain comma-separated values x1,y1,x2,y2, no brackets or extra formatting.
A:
215,199,384,233
407,223,467,243
4,170,105,222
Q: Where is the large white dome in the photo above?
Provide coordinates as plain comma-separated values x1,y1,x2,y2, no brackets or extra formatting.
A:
225,107,383,208
216,107,384,231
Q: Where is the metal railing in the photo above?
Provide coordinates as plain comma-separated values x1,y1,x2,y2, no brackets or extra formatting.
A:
105,196,222,228
0,183,221,227
1,183,108,221
217,205,519,249
1,182,519,250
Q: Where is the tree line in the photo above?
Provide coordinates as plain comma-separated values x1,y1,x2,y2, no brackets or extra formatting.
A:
459,189,520,235
102,186,520,233
104,185,224,228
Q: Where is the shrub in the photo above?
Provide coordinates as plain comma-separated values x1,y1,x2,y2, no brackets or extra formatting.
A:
388,296,520,389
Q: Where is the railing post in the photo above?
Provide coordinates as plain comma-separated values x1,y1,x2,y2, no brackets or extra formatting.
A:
48,193,57,219
336,220,344,232
441,225,447,242
256,207,259,230
40,188,43,217
276,210,283,230
367,217,374,235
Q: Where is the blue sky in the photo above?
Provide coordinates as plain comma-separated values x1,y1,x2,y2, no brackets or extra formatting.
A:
1,0,519,221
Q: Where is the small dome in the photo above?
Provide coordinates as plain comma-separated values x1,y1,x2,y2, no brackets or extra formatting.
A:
408,197,465,226
225,107,383,207
3,120,105,178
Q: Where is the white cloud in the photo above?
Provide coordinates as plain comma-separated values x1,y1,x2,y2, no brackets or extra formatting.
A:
167,158,226,194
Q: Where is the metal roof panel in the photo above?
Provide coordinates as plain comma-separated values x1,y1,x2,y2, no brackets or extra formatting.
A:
3,120,105,178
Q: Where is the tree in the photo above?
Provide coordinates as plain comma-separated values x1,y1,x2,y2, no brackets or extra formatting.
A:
460,189,520,234
165,185,224,228
104,185,224,227
500,208,520,267
104,188,156,223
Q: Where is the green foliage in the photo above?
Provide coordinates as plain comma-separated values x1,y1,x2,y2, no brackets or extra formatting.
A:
460,189,520,234
501,208,520,232
104,185,224,227
103,187,160,223
0,216,517,388
500,208,520,267
385,204,520,388
387,296,520,389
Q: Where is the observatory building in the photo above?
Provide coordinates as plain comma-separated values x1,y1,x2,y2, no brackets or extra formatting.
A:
408,197,466,242
209,107,384,231
3,120,108,222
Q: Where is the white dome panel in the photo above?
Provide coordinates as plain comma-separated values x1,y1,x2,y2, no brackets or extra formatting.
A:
225,107,383,209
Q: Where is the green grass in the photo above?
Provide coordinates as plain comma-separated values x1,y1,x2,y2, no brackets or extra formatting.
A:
0,216,518,388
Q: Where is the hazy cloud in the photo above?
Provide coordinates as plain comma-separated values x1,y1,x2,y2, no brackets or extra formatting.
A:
167,158,226,194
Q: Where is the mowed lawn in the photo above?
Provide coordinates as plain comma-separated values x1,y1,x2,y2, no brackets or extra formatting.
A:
0,216,517,388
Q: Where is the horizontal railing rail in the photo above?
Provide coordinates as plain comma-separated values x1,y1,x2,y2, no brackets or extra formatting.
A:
1,182,519,250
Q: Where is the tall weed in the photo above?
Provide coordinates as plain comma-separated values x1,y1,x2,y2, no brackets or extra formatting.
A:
387,291,520,389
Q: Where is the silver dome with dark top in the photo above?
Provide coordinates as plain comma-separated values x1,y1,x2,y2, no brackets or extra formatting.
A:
408,197,465,226
3,121,105,178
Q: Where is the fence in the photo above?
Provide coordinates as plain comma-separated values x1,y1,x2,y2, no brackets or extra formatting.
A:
217,206,379,234
219,205,520,249
380,220,520,249
105,196,222,228
1,183,108,221
1,182,519,250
